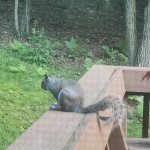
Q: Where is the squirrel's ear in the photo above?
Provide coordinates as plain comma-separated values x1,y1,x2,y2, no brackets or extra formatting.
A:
45,74,48,79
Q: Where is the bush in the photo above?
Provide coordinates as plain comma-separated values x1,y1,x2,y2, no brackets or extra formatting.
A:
8,28,58,66
102,45,128,65
64,38,88,59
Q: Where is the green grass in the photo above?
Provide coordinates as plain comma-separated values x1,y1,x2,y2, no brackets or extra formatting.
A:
128,119,142,138
0,51,85,150
127,103,143,138
0,52,49,150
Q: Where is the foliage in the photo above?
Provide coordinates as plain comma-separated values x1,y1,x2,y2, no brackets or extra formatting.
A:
128,102,143,137
116,41,127,55
127,95,143,137
65,38,77,50
102,45,128,65
64,38,88,59
128,95,141,102
84,57,93,70
84,57,104,70
95,59,105,65
8,28,58,66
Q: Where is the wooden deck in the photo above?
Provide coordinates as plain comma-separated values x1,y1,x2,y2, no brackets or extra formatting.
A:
7,65,150,150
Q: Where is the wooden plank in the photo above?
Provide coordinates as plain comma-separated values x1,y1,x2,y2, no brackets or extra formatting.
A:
79,65,115,107
7,111,85,150
127,138,150,150
97,69,127,149
93,64,150,71
92,69,125,101
123,70,150,93
75,66,127,149
142,95,150,138
123,95,128,136
105,145,110,150
108,126,128,150
75,113,113,150
76,68,127,150
104,69,125,98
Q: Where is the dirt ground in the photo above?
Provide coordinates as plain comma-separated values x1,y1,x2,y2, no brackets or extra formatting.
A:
0,0,146,49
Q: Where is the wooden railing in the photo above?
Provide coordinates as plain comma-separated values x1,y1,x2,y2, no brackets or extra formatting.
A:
7,65,150,150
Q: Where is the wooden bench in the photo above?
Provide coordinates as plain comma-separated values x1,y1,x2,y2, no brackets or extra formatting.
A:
7,65,150,150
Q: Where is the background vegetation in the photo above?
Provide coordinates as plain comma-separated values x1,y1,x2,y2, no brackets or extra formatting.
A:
0,0,149,149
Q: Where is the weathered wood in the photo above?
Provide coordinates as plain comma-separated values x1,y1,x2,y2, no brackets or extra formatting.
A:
142,95,150,138
123,95,128,136
75,69,126,150
7,111,86,150
127,138,150,150
122,69,150,93
108,126,128,150
75,66,120,150
79,65,115,107
75,113,113,150
100,69,125,98
99,70,128,150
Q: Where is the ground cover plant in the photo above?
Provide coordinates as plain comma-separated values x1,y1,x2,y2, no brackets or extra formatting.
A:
0,52,50,150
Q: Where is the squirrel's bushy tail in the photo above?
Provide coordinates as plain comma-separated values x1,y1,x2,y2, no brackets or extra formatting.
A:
75,95,126,127
101,96,126,127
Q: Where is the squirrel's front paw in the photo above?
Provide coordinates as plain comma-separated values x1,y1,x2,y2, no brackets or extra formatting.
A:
50,104,61,110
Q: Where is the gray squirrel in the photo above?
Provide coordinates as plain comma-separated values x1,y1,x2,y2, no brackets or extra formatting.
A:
41,75,126,127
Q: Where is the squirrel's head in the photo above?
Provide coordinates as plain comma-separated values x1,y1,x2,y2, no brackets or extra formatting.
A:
41,74,49,90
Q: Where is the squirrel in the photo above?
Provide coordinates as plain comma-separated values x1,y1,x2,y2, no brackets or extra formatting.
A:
41,74,126,127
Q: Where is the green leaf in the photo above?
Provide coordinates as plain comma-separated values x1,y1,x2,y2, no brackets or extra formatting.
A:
96,59,105,65
84,57,93,70
65,38,77,50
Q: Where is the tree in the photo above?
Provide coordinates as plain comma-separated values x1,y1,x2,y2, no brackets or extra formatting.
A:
14,0,20,36
125,0,137,66
138,0,150,67
14,0,30,37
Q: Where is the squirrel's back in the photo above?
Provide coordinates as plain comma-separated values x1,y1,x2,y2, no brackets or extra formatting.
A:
41,75,84,111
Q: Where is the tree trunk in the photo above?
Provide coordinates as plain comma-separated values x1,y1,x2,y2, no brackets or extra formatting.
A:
138,0,150,67
20,0,30,37
14,0,30,38
14,0,20,36
125,0,137,66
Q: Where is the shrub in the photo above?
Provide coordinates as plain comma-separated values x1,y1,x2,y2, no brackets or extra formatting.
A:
64,38,88,59
8,28,58,66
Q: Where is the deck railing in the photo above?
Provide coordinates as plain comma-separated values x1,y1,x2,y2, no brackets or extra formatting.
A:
7,65,150,150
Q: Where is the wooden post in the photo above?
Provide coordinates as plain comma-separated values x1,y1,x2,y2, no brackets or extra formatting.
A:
108,126,128,150
142,94,149,138
122,94,128,137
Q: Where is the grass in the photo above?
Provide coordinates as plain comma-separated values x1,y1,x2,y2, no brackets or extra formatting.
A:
127,102,143,138
0,51,85,150
0,52,49,150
